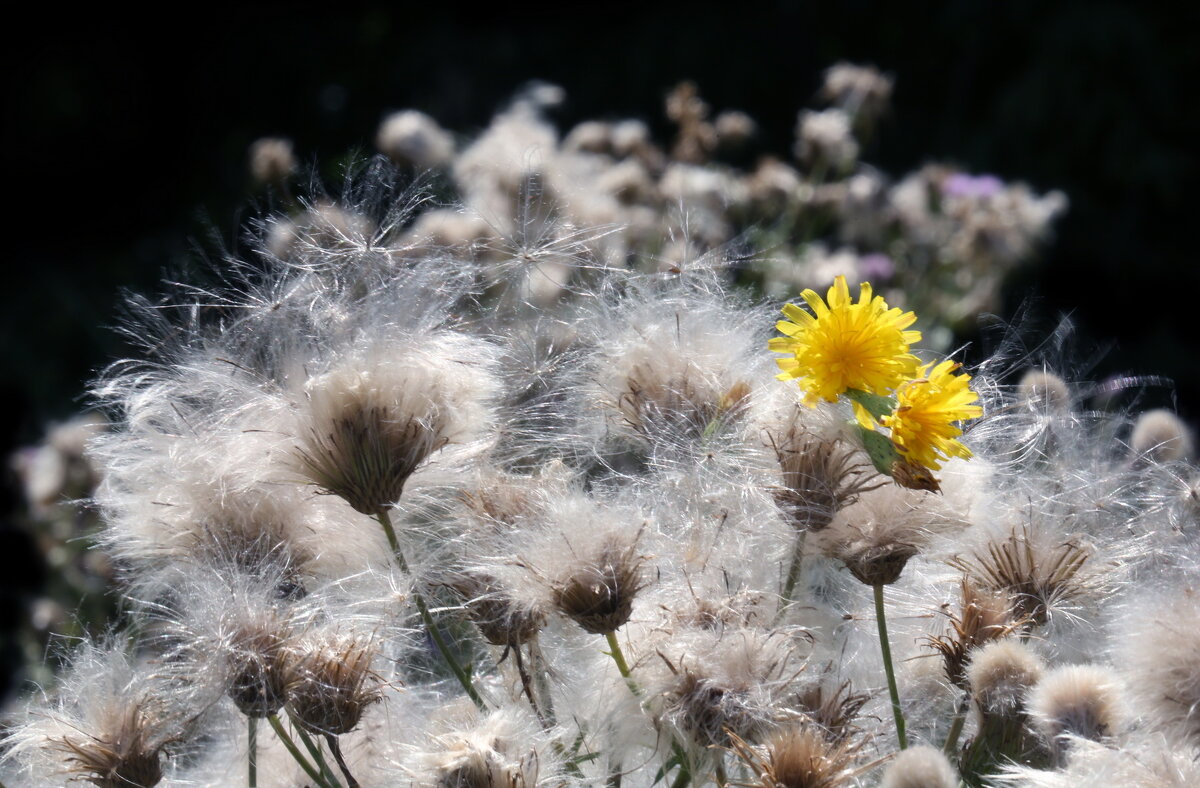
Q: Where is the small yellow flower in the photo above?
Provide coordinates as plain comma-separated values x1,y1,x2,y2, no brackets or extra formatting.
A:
768,276,921,406
883,360,983,471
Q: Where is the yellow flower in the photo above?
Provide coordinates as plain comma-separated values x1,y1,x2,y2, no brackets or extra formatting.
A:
883,360,983,470
768,276,921,406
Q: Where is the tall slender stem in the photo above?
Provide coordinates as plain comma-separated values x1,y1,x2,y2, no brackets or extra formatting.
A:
943,693,969,755
326,733,361,788
528,634,557,727
604,631,691,788
873,583,908,749
376,509,486,710
267,714,333,788
776,530,808,623
294,721,342,787
604,631,634,681
248,715,257,788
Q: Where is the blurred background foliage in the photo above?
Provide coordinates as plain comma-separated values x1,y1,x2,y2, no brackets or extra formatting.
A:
1,1,1196,699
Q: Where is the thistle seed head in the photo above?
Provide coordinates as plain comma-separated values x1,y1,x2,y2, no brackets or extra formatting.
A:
966,639,1045,720
1029,664,1125,748
878,745,958,788
551,532,647,635
287,633,382,736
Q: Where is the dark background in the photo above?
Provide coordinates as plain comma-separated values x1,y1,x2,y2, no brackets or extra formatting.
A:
2,2,1197,696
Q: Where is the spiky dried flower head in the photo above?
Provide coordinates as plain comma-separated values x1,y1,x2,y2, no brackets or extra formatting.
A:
224,611,295,718
878,745,958,788
1028,665,1125,747
656,628,805,750
726,725,868,788
925,579,1020,690
769,276,920,408
881,360,983,472
423,711,542,788
791,678,869,743
449,571,547,648
1131,409,1194,463
813,484,960,586
249,137,297,185
550,528,647,635
296,333,497,516
967,639,1046,719
52,703,168,787
1017,369,1071,412
768,420,884,532
286,631,382,736
1114,586,1200,743
949,522,1097,627
2,644,193,788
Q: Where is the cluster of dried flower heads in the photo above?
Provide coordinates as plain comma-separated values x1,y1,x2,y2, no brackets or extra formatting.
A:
4,64,1196,788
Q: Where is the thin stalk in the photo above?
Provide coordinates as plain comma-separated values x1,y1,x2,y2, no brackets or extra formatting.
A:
873,583,908,749
292,719,342,788
604,631,639,696
604,631,692,788
943,693,970,755
512,641,547,727
376,509,486,710
775,530,808,623
267,714,333,788
248,715,257,788
326,733,361,788
528,634,558,727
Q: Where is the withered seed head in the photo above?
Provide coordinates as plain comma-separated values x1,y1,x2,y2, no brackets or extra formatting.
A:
53,703,169,788
298,401,448,516
949,523,1095,627
793,679,869,743
770,430,883,532
287,634,381,736
450,572,547,647
552,535,646,635
924,579,1020,690
726,725,866,788
226,620,293,719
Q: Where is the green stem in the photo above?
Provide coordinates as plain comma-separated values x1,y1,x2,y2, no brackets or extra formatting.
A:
529,634,558,728
604,631,634,681
775,530,808,623
292,718,342,788
873,583,908,750
943,693,969,755
604,631,691,788
248,715,257,788
267,714,333,788
376,510,487,710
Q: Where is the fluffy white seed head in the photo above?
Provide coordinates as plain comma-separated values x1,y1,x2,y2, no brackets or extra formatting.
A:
879,745,958,788
295,332,499,515
376,110,456,170
1131,409,1194,463
967,639,1045,719
249,136,297,184
1028,664,1125,746
1114,586,1200,743
1017,368,1072,412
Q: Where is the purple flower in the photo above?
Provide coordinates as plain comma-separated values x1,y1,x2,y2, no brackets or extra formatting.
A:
858,252,895,282
942,173,1004,199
